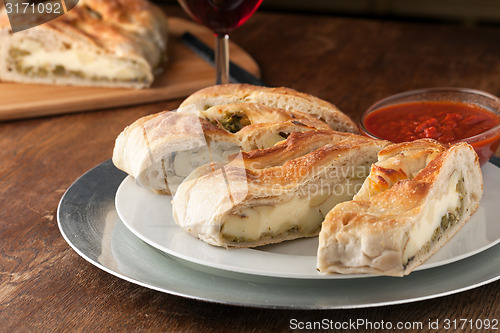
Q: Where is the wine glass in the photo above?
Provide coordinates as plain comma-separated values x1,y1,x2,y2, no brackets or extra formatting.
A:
177,0,263,84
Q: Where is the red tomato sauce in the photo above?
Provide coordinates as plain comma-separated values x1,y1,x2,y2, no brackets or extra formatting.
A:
363,101,500,143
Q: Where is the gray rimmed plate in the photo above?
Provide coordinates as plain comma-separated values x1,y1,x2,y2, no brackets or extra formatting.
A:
57,159,500,309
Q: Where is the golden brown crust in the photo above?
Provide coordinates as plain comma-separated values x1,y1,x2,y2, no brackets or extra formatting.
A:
0,0,167,88
172,130,389,248
377,139,448,161
240,131,377,187
178,84,359,133
61,0,167,64
353,138,449,200
317,140,483,276
112,103,336,195
191,84,337,111
201,102,331,133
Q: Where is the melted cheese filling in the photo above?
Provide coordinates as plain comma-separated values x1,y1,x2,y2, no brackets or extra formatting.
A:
262,133,287,149
403,171,461,264
11,39,148,81
140,142,241,193
221,180,363,243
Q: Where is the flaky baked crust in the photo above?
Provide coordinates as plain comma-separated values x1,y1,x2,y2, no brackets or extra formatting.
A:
112,103,332,195
0,0,167,88
178,84,359,133
172,130,388,248
317,139,483,276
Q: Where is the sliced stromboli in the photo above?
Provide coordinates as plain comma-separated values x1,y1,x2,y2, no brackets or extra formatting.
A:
353,139,448,199
201,102,331,133
317,139,483,277
112,103,332,195
0,0,167,88
172,131,388,248
178,83,359,133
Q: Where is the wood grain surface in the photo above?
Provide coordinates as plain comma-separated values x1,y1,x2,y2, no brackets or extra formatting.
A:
1,5,499,332
0,17,260,121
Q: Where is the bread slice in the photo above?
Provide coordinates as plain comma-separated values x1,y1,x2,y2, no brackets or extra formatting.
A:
317,139,483,276
178,84,359,133
172,130,388,248
0,0,167,88
112,103,332,195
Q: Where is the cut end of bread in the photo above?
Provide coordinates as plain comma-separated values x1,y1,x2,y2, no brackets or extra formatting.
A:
317,140,483,277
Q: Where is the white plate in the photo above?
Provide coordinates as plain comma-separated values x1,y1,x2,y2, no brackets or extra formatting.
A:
58,160,500,309
116,163,500,279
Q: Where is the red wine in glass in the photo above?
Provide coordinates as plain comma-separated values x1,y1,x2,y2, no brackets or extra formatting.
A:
179,0,263,35
178,0,263,84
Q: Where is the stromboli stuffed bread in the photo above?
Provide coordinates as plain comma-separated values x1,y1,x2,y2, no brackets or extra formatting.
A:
172,130,388,248
0,0,167,88
114,84,484,273
178,84,359,133
112,103,332,195
317,139,483,276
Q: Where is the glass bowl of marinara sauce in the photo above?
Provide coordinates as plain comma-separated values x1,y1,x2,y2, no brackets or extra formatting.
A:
360,87,500,166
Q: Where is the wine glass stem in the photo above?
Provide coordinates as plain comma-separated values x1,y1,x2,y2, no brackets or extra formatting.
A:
215,33,229,85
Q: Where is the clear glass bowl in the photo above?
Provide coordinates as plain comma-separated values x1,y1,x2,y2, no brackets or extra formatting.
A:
360,87,500,166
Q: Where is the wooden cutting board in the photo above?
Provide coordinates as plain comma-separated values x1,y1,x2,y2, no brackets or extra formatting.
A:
0,17,261,121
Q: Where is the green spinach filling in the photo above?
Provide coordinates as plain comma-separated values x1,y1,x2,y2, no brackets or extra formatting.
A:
222,225,312,244
404,176,465,268
9,47,148,83
210,112,251,133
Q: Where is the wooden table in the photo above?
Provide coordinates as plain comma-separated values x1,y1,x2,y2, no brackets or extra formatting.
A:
1,5,499,332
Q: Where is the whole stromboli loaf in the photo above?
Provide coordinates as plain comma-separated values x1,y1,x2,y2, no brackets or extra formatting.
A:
0,0,168,88
172,130,388,248
178,84,359,133
317,139,483,276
